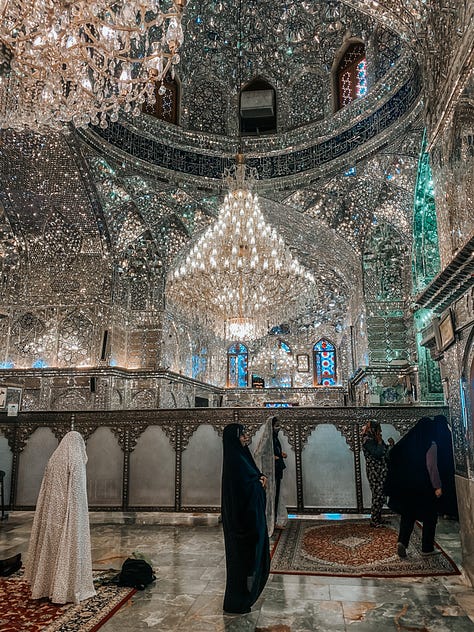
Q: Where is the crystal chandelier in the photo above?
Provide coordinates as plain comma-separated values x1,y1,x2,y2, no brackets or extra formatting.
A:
166,154,315,340
250,342,297,379
0,0,186,132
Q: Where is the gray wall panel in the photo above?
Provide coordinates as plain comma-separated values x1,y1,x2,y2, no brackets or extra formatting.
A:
16,428,57,506
302,425,357,508
87,427,123,506
182,425,222,507
129,426,175,506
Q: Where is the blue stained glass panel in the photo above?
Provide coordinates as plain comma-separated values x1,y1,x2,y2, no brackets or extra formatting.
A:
356,60,367,97
314,339,336,386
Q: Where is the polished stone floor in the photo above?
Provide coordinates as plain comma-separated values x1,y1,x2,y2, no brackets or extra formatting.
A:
1,512,474,631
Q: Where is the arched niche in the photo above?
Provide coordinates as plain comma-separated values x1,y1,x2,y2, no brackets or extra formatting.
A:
240,77,277,136
302,425,356,508
86,427,123,506
16,427,57,506
142,75,180,125
129,426,175,507
332,39,366,112
181,425,222,507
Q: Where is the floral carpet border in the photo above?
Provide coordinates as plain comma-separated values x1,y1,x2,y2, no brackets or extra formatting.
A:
0,570,136,632
270,518,460,578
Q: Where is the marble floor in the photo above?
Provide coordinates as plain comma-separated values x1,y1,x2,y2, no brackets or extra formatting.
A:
1,512,474,631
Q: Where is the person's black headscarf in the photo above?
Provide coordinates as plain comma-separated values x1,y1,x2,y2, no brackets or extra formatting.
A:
221,423,270,614
385,415,458,518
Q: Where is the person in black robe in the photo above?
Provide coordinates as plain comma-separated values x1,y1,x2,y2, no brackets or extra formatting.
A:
271,416,287,523
432,415,459,520
221,423,270,614
385,415,457,557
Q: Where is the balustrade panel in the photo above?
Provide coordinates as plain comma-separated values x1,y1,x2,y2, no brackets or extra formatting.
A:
181,425,222,508
86,427,123,507
302,425,357,509
1,406,449,512
129,426,175,507
16,428,57,506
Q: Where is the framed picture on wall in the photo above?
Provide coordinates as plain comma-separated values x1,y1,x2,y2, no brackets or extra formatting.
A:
5,387,22,412
436,309,455,352
0,387,6,409
296,354,309,372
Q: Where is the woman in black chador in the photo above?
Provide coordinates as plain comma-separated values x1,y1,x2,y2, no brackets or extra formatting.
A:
221,423,270,614
385,415,458,557
272,416,287,522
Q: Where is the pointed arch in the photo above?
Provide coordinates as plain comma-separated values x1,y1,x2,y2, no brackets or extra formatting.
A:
143,75,180,125
240,77,276,136
333,41,367,112
313,339,337,386
227,342,248,388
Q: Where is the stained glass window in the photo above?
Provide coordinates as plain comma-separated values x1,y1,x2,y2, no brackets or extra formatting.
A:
227,343,248,388
313,339,336,386
336,43,366,111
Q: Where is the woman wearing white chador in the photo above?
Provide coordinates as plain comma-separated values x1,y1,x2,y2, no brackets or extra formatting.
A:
25,431,96,604
252,417,289,537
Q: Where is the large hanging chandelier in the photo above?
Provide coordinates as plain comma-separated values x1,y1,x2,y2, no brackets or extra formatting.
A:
166,155,315,340
0,0,186,132
250,342,297,380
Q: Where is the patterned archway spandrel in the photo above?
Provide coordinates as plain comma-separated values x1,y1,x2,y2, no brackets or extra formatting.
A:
156,423,178,446
51,425,72,443
298,421,354,451
299,423,318,449
15,424,40,452
241,422,261,442
74,423,101,443
76,421,148,450
181,422,201,449
279,422,297,451
0,424,17,452
128,422,152,451
334,421,355,450
110,426,130,450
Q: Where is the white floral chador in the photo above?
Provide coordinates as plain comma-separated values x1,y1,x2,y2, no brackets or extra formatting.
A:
25,431,96,604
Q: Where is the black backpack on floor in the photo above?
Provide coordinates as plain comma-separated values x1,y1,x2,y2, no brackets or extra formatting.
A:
118,558,156,590
0,553,22,576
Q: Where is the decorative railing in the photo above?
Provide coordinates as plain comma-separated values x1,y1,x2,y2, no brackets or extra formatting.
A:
0,405,447,514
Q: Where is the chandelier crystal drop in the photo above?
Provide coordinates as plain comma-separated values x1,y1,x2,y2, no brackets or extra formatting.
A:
0,0,186,132
166,155,315,340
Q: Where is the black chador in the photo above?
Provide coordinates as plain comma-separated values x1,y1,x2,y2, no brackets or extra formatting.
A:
221,424,270,614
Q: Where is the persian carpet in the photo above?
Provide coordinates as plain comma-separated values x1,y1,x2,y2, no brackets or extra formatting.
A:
0,570,136,632
270,518,460,578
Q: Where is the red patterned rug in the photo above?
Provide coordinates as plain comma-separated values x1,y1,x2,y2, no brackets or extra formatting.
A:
0,570,136,632
271,518,460,578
